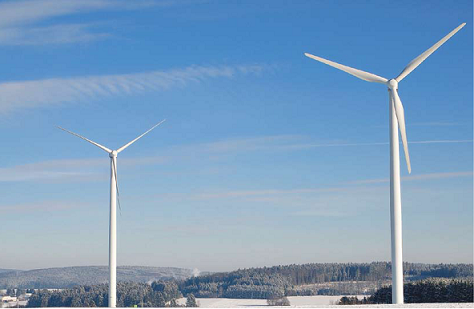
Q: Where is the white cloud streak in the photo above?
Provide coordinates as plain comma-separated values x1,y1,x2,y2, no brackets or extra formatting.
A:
180,135,472,154
194,187,343,200
373,122,467,128
0,64,264,113
197,135,303,153
0,23,110,45
351,171,473,185
189,186,388,217
409,122,467,127
0,0,165,45
284,140,473,150
0,158,104,182
190,171,472,201
0,200,85,214
0,156,167,182
0,135,470,183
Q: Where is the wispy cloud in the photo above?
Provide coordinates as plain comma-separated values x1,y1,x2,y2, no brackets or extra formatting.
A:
187,186,387,217
291,209,352,217
409,122,467,127
0,0,168,45
0,23,110,45
406,140,473,145
197,135,304,153
284,139,473,150
351,171,473,185
194,187,343,200
373,122,468,128
1,134,470,182
0,64,264,113
0,156,167,182
0,200,85,214
0,158,104,182
176,135,472,155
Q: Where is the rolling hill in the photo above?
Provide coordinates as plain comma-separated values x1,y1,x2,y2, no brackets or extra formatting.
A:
0,266,198,289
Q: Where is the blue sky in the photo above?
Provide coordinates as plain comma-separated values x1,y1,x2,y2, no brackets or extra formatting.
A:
0,0,472,272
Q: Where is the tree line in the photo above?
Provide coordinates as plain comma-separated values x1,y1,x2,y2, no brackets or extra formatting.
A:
179,262,472,299
339,278,473,304
21,262,474,305
26,281,182,307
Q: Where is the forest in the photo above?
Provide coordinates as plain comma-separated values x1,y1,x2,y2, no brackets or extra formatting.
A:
21,262,474,306
339,278,473,304
26,282,182,308
178,262,473,298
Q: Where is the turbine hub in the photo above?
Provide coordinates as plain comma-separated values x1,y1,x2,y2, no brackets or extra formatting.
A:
109,150,118,158
388,79,398,89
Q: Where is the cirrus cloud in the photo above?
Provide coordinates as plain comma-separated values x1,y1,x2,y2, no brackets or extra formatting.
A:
0,64,265,113
0,0,177,45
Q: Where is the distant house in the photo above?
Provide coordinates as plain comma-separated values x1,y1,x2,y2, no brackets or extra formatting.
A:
1,296,17,303
1,296,17,309
2,300,27,308
24,293,32,299
1,296,28,308
18,293,32,301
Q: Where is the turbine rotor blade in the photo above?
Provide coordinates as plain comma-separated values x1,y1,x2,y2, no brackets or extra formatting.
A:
391,89,411,173
111,157,122,216
395,23,466,82
304,53,388,84
57,126,111,153
117,119,166,153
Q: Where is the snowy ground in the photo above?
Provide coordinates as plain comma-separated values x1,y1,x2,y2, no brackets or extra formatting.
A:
176,296,343,307
325,304,473,308
177,295,347,307
26,301,474,308
176,296,474,308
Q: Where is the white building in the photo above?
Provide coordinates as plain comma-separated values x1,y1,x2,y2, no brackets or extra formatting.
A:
0,296,17,303
1,296,18,309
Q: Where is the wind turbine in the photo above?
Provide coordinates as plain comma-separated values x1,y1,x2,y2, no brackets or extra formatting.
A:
305,23,465,304
58,119,166,308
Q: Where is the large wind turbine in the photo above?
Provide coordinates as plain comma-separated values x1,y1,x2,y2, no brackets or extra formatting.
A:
305,23,465,304
58,119,166,308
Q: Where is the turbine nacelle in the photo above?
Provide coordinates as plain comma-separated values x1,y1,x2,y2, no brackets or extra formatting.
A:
109,150,118,158
387,79,399,90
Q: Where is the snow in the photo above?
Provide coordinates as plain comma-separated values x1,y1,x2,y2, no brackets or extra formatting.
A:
176,296,345,307
28,302,474,308
175,296,474,308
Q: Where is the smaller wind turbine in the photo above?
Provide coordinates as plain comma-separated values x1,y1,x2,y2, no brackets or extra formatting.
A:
58,119,166,308
305,23,465,304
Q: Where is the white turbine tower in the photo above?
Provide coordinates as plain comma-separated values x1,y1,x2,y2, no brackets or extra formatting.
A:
58,119,166,308
305,23,465,304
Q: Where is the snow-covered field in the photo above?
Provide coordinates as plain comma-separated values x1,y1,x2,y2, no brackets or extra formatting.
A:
332,304,473,308
177,295,361,307
176,296,474,308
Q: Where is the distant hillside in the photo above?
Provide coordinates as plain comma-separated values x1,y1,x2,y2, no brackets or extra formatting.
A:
0,266,197,289
180,262,473,299
0,269,17,274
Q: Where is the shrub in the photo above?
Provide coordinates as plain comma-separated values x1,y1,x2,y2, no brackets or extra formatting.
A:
267,296,290,306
